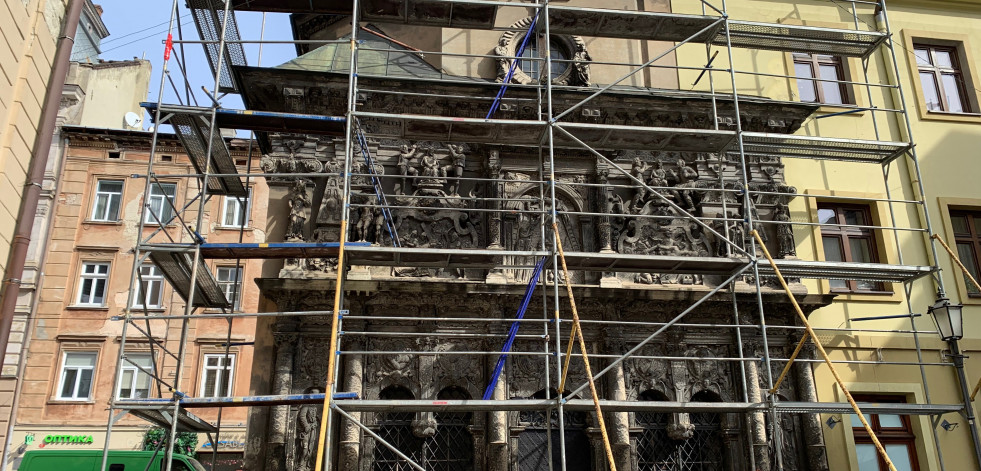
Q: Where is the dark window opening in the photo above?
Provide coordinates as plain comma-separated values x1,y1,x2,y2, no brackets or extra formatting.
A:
161,155,174,162
950,209,981,296
235,158,247,166
108,151,121,159
516,389,591,471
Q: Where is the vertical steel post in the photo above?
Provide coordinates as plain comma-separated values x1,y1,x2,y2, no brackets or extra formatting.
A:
719,0,785,467
316,1,361,469
100,2,180,470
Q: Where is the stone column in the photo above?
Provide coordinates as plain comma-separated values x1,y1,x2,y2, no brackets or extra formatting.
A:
486,151,503,250
338,352,364,471
796,344,830,471
488,366,509,471
745,351,771,470
267,332,297,471
608,359,632,470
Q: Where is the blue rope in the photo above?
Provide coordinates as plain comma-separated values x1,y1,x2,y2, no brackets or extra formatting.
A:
485,10,542,120
482,256,547,400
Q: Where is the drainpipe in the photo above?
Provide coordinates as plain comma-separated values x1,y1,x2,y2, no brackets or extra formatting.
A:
0,0,85,369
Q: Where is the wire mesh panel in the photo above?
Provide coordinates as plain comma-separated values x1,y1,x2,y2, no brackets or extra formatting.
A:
371,387,475,471
188,0,247,93
635,391,725,471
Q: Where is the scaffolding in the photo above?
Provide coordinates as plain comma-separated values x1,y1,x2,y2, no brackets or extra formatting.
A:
99,0,980,470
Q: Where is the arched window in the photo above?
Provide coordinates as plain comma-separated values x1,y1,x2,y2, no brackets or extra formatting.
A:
634,390,726,471
516,389,591,471
426,386,474,471
518,35,570,82
374,386,423,470
686,390,726,470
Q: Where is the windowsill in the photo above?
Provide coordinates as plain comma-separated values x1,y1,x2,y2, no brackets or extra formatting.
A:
826,287,903,303
920,109,981,123
67,305,110,311
215,226,253,231
48,398,95,405
83,220,124,226
131,307,167,312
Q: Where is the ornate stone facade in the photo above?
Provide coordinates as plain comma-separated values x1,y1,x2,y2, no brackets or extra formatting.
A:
240,62,829,471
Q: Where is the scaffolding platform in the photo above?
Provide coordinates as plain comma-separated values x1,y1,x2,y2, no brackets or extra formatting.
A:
716,21,887,58
124,404,218,433
737,132,911,164
148,248,230,308
188,0,247,93
199,242,372,259
230,2,884,57
759,259,936,283
144,103,348,136
165,109,248,196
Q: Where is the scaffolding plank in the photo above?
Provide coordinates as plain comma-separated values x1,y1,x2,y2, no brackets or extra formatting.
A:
760,259,936,283
717,21,887,58
738,132,911,164
188,0,247,93
148,249,230,308
166,110,248,196
126,406,218,433
546,6,722,42
200,242,371,259
145,103,348,136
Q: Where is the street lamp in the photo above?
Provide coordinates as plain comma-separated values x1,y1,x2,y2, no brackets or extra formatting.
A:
928,291,981,468
928,293,964,341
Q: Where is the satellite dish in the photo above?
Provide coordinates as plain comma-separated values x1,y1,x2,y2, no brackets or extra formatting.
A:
124,112,142,128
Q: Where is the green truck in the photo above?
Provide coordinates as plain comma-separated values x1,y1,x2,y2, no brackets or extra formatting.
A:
17,450,206,471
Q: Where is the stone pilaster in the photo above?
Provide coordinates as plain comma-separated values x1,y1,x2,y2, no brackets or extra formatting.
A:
338,353,364,471
796,345,830,471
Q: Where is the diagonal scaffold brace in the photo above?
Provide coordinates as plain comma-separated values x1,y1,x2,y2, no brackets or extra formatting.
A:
552,222,618,471
750,229,898,471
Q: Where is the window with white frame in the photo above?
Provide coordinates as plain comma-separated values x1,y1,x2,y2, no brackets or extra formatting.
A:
145,182,177,224
133,264,165,309
76,262,110,306
58,352,97,400
221,191,250,228
201,354,234,398
118,353,153,399
216,267,243,310
91,180,123,221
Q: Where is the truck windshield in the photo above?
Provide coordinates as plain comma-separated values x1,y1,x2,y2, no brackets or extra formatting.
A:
171,459,207,471
184,458,207,471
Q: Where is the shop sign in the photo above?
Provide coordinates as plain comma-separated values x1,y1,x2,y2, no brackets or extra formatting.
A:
201,435,246,450
40,435,95,447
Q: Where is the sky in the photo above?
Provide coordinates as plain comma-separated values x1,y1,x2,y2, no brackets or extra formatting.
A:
95,1,305,127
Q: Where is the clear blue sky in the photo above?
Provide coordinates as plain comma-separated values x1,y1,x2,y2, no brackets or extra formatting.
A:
96,1,303,124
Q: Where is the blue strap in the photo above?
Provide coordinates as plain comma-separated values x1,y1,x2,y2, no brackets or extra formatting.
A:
482,257,547,400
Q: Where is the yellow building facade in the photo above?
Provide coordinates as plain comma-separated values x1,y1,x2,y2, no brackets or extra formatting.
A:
670,0,981,469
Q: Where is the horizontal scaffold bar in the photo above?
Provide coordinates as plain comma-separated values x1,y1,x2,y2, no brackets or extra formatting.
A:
114,395,964,416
